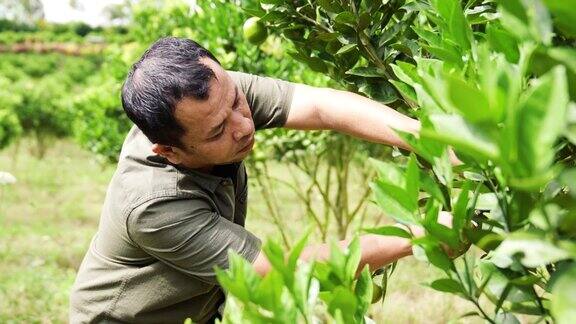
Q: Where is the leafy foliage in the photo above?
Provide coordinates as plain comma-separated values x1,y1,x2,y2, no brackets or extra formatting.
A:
216,233,378,324
0,76,22,150
377,1,575,322
242,0,423,107
0,53,99,157
232,0,576,322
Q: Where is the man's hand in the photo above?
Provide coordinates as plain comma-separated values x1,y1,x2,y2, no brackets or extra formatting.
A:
406,211,470,259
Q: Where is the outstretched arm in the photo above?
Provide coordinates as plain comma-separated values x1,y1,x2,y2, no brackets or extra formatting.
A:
285,84,419,150
252,233,412,276
285,83,461,164
251,211,452,276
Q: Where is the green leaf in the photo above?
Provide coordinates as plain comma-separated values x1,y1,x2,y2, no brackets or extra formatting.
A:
358,80,399,104
259,0,284,4
514,66,569,184
253,271,285,310
424,220,460,250
422,45,463,66
390,80,417,104
466,229,503,252
318,0,343,13
567,103,576,145
424,199,441,227
452,181,472,232
487,23,520,63
559,168,576,199
327,287,357,323
363,226,411,239
498,0,553,45
334,12,356,26
369,158,405,186
412,26,442,48
416,61,454,114
263,239,287,273
260,11,289,23
492,232,571,268
316,32,340,41
358,12,371,31
405,153,420,203
446,74,491,123
306,57,329,73
478,48,519,124
379,24,403,47
414,237,455,271
391,61,419,87
542,0,576,38
550,264,576,324
375,180,418,213
292,262,314,316
287,228,312,274
216,252,261,302
554,50,576,101
355,267,373,316
289,53,329,74
421,114,499,161
430,0,472,50
370,181,418,225
419,171,448,207
429,278,465,294
545,47,576,74
344,237,362,282
345,67,386,78
335,44,357,55
328,240,347,283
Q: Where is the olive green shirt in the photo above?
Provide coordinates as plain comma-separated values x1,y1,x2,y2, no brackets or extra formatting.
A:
69,71,295,323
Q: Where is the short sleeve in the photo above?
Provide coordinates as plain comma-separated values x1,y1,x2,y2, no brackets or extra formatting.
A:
228,71,295,130
127,196,262,284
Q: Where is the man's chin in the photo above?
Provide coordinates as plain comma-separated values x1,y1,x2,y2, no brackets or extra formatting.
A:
233,149,252,161
216,154,248,165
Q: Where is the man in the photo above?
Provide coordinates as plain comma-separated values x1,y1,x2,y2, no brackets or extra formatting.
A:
70,37,449,323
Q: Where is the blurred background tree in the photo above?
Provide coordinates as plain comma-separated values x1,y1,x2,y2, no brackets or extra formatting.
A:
0,0,44,25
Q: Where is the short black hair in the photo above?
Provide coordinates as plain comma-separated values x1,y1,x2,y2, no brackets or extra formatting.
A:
121,36,220,147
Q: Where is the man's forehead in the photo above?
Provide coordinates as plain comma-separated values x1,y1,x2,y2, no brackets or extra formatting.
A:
174,67,233,134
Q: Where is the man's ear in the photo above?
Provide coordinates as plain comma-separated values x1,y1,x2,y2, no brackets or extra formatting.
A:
151,144,182,165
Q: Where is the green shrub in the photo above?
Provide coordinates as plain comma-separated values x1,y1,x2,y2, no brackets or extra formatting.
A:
0,76,22,149
220,0,576,322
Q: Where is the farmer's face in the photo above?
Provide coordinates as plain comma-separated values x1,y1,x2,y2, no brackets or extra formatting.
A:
160,58,255,170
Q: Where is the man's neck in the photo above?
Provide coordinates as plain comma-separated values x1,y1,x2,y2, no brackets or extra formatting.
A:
173,160,215,174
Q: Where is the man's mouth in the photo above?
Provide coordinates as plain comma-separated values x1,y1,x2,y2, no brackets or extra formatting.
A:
238,136,254,153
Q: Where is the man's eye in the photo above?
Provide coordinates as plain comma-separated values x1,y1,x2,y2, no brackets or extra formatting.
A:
212,126,225,139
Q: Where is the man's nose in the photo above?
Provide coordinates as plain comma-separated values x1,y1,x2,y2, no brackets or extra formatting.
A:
232,114,253,142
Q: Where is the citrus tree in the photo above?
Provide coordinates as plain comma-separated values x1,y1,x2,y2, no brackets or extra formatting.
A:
373,1,576,322
217,0,576,322
0,76,21,150
0,53,99,157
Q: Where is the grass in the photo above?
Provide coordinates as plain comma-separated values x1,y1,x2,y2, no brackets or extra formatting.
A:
0,138,478,323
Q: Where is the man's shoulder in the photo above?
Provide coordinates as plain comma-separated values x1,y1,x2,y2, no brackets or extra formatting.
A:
105,128,204,215
110,162,210,214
